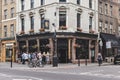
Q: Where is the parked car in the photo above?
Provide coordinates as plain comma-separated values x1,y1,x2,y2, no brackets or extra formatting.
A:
114,54,120,65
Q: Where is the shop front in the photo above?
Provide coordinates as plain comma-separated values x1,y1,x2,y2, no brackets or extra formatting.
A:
100,33,120,62
16,32,98,64
1,38,16,62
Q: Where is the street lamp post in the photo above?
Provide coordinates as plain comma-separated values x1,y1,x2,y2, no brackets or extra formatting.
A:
52,23,58,67
9,48,12,68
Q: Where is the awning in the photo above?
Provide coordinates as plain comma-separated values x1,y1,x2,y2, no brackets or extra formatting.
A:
100,33,120,47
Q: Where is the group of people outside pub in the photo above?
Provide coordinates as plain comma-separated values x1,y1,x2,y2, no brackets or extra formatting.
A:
17,51,51,67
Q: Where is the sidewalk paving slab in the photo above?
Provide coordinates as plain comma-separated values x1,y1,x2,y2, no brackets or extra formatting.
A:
0,62,113,70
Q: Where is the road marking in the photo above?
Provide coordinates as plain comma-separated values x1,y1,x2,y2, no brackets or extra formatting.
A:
0,73,43,80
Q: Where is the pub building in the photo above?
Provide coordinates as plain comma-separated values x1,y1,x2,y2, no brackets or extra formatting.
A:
16,31,98,63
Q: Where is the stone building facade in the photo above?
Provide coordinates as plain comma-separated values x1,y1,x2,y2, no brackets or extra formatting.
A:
98,0,120,62
1,0,16,62
0,0,2,61
16,0,98,63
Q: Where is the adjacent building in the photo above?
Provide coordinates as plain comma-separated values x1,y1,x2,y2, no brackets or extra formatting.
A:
0,0,2,61
98,0,120,62
1,0,16,62
16,0,98,63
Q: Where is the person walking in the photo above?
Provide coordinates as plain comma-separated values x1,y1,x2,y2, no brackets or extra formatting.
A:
37,52,43,67
97,53,103,66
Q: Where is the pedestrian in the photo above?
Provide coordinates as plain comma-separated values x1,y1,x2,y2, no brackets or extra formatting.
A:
97,53,103,66
46,52,50,64
42,52,46,65
37,51,43,66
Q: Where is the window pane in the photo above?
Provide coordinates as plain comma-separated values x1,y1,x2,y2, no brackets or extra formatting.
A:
59,11,66,27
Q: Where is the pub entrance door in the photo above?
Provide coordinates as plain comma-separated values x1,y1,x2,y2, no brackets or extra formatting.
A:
57,39,68,63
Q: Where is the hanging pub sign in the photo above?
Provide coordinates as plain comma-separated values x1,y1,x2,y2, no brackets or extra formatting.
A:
106,41,111,49
44,20,49,29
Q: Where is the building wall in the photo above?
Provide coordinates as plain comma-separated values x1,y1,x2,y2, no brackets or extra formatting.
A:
0,0,2,61
1,0,16,62
98,0,119,35
16,0,98,63
16,0,98,34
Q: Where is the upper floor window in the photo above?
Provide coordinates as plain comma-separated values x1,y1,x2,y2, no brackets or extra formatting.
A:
110,23,113,34
41,0,45,5
4,0,7,5
11,7,14,18
89,0,92,8
59,0,66,2
4,9,7,19
59,11,66,28
77,13,81,28
105,4,108,14
40,14,45,28
105,22,108,33
89,17,92,30
10,24,14,37
31,0,34,8
77,0,80,5
4,25,7,37
99,21,102,32
21,0,24,11
30,16,34,29
110,5,113,16
99,2,102,13
21,18,25,31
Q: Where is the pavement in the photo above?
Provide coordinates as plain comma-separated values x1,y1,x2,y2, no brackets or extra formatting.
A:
0,62,114,70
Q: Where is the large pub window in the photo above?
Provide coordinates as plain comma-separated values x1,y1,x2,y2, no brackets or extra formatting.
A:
76,39,89,59
29,40,37,52
40,39,50,54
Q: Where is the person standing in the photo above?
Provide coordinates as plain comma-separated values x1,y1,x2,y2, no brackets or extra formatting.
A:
37,52,43,66
97,53,103,66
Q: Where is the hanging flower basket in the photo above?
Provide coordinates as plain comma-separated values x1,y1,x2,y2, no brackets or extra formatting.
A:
77,28,82,32
20,31,25,35
39,28,45,32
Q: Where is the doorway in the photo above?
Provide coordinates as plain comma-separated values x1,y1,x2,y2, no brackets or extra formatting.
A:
57,39,68,63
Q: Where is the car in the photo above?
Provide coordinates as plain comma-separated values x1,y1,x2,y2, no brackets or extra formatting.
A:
114,54,120,65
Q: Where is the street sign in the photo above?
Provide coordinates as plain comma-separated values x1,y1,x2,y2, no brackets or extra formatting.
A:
106,41,111,49
99,40,103,47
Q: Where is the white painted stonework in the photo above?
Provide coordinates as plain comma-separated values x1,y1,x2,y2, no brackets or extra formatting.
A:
16,0,98,34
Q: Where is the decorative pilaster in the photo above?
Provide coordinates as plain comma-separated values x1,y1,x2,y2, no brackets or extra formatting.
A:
68,39,71,62
26,40,29,52
37,39,40,52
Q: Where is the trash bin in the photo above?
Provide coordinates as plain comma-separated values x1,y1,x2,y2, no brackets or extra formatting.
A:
53,56,58,67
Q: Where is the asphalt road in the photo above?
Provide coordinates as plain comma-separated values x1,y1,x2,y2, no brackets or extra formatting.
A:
0,64,120,80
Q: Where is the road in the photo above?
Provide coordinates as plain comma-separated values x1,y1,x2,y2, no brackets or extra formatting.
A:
0,64,120,80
